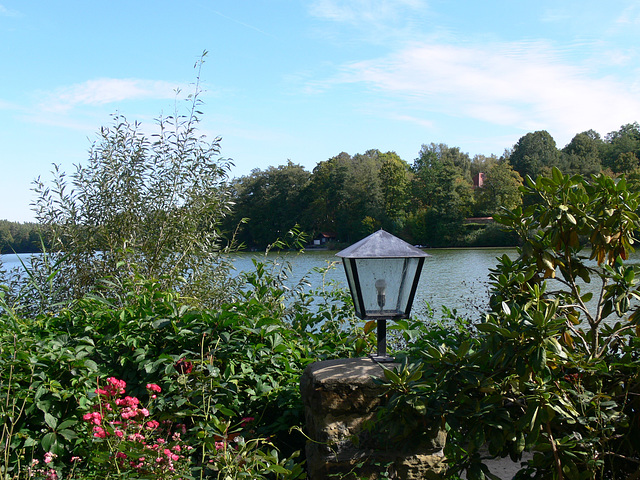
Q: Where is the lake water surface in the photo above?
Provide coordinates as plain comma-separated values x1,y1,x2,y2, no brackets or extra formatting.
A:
2,248,512,320
226,248,515,320
6,247,626,322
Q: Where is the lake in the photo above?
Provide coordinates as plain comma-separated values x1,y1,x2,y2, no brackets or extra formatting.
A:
6,247,626,322
1,248,510,319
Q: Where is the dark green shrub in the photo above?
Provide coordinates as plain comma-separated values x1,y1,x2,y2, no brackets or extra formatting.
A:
375,169,640,479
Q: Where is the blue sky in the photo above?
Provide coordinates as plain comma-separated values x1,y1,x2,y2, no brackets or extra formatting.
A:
1,0,639,222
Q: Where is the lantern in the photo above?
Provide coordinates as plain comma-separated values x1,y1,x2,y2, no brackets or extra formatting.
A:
336,230,430,361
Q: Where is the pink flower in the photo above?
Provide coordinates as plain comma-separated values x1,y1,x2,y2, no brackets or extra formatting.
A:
128,433,145,442
115,396,139,407
121,407,137,419
146,383,161,393
96,377,126,397
46,468,58,480
115,429,124,438
93,426,107,438
145,420,160,430
215,441,225,450
241,416,255,427
140,408,149,417
44,452,56,464
70,456,81,463
82,412,103,425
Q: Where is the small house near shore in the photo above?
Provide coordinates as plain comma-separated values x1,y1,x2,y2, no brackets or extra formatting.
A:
312,232,336,247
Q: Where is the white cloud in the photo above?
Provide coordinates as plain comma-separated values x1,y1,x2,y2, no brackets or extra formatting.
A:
617,4,640,25
39,78,181,113
325,40,640,143
0,4,20,17
309,0,426,25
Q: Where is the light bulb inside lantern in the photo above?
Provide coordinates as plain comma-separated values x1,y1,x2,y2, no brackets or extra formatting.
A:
375,279,387,310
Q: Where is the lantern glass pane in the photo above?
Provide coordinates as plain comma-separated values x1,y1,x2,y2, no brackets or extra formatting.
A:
342,258,364,318
353,257,421,318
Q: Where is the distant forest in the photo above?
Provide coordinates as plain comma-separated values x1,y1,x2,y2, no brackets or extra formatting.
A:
223,123,640,249
2,122,640,253
0,220,42,254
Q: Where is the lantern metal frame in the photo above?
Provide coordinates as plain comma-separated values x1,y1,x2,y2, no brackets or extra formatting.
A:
336,230,430,362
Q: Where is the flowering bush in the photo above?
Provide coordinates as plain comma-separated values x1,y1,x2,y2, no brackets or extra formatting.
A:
80,377,192,479
76,377,303,480
199,417,303,480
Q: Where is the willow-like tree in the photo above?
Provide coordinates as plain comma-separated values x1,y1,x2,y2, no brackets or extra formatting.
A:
30,54,236,308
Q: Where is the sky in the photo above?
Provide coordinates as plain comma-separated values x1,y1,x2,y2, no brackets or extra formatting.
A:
1,1,639,222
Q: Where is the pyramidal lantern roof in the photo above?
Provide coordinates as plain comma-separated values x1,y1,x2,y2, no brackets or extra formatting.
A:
336,229,430,259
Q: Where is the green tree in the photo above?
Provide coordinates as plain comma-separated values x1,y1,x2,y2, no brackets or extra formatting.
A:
304,150,389,243
380,168,640,479
561,130,603,175
229,161,311,249
473,161,523,216
470,153,500,179
378,152,410,220
602,122,640,174
30,54,236,308
509,130,560,180
305,152,350,238
612,151,640,174
408,143,473,246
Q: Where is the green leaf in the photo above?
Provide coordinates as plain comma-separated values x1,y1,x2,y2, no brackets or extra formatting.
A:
59,429,78,442
44,412,58,430
383,368,402,384
41,432,57,451
531,347,546,372
58,419,77,430
468,462,485,480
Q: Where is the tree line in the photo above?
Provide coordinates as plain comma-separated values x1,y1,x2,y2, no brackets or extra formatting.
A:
0,220,42,254
1,122,639,253
224,122,640,249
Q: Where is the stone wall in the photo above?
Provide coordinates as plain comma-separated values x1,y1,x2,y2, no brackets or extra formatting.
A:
300,357,446,480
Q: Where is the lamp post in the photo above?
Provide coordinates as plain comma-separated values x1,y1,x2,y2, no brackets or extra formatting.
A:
336,229,430,362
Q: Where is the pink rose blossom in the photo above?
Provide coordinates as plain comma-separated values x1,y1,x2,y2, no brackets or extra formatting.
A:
145,420,160,430
146,383,161,393
82,411,103,425
116,396,139,407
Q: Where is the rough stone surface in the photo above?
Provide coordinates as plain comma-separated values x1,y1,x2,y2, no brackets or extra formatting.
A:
300,357,447,480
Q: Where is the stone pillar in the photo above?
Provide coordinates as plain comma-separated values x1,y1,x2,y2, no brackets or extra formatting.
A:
300,357,446,480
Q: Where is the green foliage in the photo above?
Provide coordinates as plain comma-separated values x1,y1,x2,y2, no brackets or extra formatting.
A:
509,130,560,181
0,220,42,254
0,251,362,479
29,53,236,308
374,169,640,479
227,161,312,249
473,162,523,217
